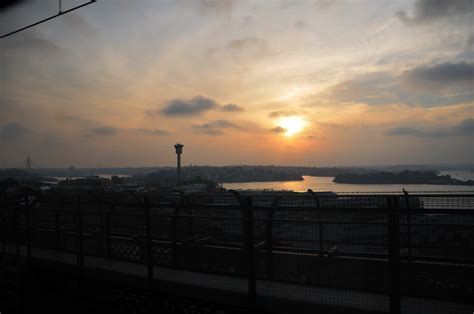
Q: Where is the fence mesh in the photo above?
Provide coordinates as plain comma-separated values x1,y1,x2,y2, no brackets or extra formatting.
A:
1,191,473,314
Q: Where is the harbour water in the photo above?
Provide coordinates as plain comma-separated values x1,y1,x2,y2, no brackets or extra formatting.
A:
51,171,474,193
224,173,474,193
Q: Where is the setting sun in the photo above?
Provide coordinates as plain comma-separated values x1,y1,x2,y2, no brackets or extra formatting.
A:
277,116,308,137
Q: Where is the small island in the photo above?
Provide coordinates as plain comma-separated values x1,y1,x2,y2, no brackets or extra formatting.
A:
333,170,474,186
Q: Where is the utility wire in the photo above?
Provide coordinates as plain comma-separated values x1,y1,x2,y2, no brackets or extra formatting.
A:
1,0,97,39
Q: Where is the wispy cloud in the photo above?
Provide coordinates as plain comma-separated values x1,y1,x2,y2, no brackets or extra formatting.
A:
2,32,61,54
0,122,31,140
131,128,170,136
91,126,119,135
197,0,233,14
192,119,240,135
88,126,170,137
225,37,270,60
268,110,298,118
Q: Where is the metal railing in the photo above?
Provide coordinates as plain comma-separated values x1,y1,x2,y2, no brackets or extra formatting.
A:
1,190,474,314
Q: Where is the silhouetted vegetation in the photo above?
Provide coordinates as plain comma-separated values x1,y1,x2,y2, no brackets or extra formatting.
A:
23,165,370,179
140,166,304,184
57,176,110,187
334,170,474,185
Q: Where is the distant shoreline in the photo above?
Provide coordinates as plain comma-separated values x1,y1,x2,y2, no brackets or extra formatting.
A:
221,177,305,184
333,171,474,186
333,182,474,185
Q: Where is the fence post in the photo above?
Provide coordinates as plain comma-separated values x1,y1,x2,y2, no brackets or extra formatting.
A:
171,203,179,268
1,205,5,256
55,207,61,250
388,196,401,314
25,194,31,263
144,195,154,289
105,208,112,258
403,190,412,261
308,190,323,252
14,205,20,258
265,196,281,280
244,196,256,306
1,196,6,255
76,195,84,278
230,190,256,307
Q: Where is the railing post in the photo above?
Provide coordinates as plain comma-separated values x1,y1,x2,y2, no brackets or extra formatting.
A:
55,208,61,250
105,211,111,258
388,196,401,314
308,190,324,252
265,196,281,281
25,195,32,263
171,203,179,268
244,196,256,306
1,207,5,256
1,197,6,255
230,190,257,307
14,205,20,258
76,195,84,277
403,190,412,261
144,195,154,289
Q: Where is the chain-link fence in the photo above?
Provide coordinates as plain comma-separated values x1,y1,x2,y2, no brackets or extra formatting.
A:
1,191,473,314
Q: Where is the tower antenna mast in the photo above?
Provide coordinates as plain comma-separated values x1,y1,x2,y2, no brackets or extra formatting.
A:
25,156,32,172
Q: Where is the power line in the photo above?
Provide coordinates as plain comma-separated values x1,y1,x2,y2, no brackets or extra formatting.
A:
1,0,97,39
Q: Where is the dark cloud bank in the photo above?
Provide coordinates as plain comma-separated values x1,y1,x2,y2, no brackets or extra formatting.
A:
402,62,474,88
396,0,474,25
158,96,244,117
322,61,473,107
271,126,286,133
385,118,474,137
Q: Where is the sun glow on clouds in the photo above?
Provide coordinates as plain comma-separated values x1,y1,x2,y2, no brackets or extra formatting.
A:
277,85,313,101
276,116,308,137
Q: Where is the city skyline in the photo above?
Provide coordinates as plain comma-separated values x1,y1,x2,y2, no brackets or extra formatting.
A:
1,0,473,167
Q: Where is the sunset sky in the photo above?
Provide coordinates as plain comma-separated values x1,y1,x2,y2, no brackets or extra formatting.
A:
1,0,473,168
